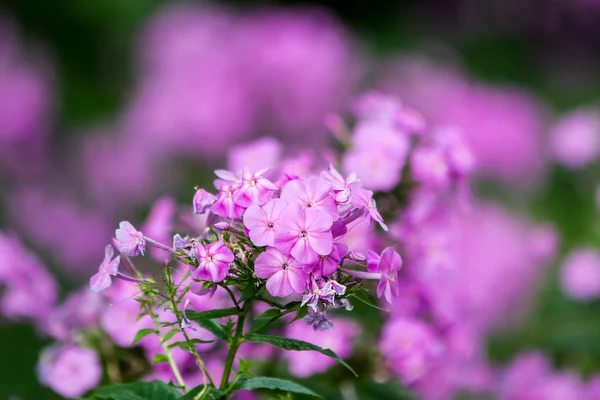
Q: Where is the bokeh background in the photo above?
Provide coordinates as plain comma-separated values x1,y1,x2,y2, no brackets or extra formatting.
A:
1,0,600,398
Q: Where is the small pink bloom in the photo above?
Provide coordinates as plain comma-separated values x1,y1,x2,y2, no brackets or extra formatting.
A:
210,183,245,219
376,247,402,304
115,221,146,256
320,164,356,204
275,204,333,265
243,199,287,247
254,247,307,297
193,189,217,214
192,240,234,282
89,245,120,292
234,167,278,207
560,248,600,301
38,345,102,398
349,182,388,231
280,177,338,220
304,242,347,277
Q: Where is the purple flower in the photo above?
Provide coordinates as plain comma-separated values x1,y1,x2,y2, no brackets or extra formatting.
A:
349,182,388,231
89,245,121,292
243,198,287,247
210,183,245,219
303,308,334,331
376,247,403,304
234,167,278,207
193,189,217,214
274,204,333,265
304,242,347,277
192,240,234,282
38,345,102,398
173,234,191,251
320,164,356,204
115,221,146,257
560,248,600,302
301,276,336,311
254,247,307,297
280,177,339,220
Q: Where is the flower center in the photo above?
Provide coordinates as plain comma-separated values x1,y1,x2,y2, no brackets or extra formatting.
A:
300,230,307,237
282,262,289,270
267,221,275,228
206,255,213,262
250,178,257,186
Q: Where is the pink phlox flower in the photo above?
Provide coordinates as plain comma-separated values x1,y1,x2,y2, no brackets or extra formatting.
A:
349,182,388,231
210,182,245,219
301,276,336,311
433,126,476,178
115,221,146,256
281,176,339,220
234,167,278,207
396,106,426,134
410,144,451,188
377,247,402,304
89,245,121,292
254,247,308,297
274,204,334,265
193,188,217,214
320,163,357,204
243,198,287,247
304,242,347,277
191,240,234,283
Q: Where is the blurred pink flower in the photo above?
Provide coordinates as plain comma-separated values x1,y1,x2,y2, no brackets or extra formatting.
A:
560,248,600,301
550,109,600,168
284,317,360,377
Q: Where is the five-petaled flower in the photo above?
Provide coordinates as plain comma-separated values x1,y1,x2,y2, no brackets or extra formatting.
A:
89,245,120,292
192,240,235,282
254,247,308,297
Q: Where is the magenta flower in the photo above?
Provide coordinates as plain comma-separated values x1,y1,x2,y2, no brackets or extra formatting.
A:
304,242,347,277
38,345,102,398
192,240,234,282
275,204,334,265
349,182,388,231
320,164,356,204
234,167,278,207
193,189,217,214
115,221,146,256
254,247,307,297
243,198,287,247
89,245,121,292
280,176,338,220
377,247,402,304
210,182,245,219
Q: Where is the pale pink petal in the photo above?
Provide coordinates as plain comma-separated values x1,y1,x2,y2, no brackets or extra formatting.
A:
274,230,299,255
307,230,333,256
255,248,285,279
291,238,317,264
264,198,288,222
244,205,267,230
278,204,305,232
281,180,309,204
266,271,292,297
304,177,332,202
305,209,333,232
103,245,114,264
90,272,111,292
249,225,274,247
106,256,120,276
287,267,308,293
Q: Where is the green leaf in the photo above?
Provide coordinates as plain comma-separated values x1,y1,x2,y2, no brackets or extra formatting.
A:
290,306,308,324
255,308,281,319
87,380,181,400
130,328,156,345
180,384,224,400
240,284,256,302
152,354,170,364
232,377,322,398
161,328,180,344
186,309,239,341
245,334,357,376
186,307,239,320
168,339,215,351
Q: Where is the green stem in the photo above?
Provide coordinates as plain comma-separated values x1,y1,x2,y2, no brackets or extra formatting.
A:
220,300,252,390
147,302,187,389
